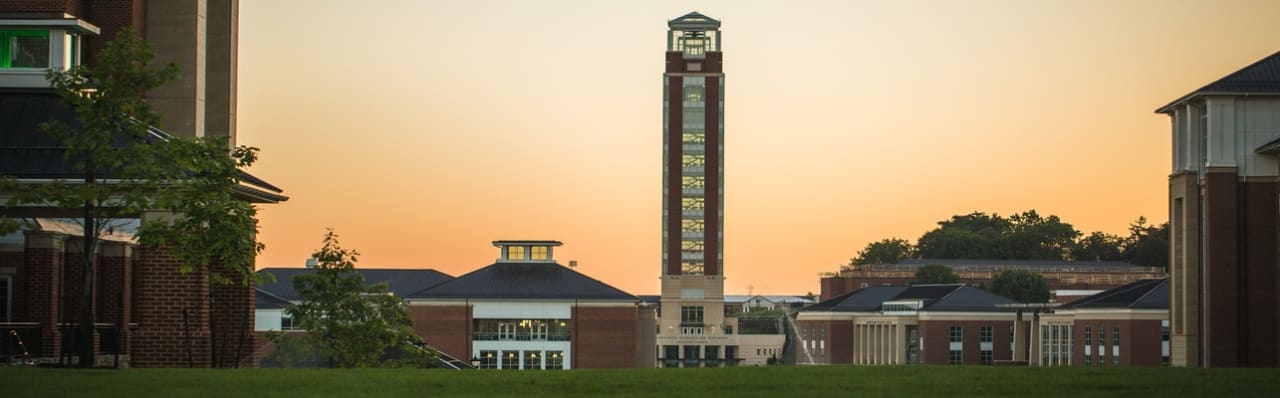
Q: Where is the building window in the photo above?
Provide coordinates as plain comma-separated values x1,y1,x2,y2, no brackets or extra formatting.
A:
501,351,519,370
681,260,704,275
682,218,704,232
546,351,564,370
1161,320,1170,366
949,326,962,343
1,30,50,68
530,246,549,260
980,326,992,343
683,345,701,367
681,306,704,326
478,350,498,369
682,197,704,211
682,37,705,57
949,350,962,365
524,351,542,370
507,246,526,260
980,350,993,365
682,132,705,144
682,154,705,168
280,315,299,331
1112,326,1120,367
705,346,720,367
684,84,704,103
474,319,570,341
682,176,704,189
663,345,680,368
980,325,993,365
1097,326,1106,367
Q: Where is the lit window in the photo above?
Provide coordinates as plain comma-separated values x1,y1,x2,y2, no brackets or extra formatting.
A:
546,351,564,370
684,85,704,102
681,260,704,275
681,240,703,251
501,351,519,370
507,246,525,260
1,30,50,68
682,154,705,168
478,350,498,369
682,218,704,232
682,176,704,189
530,246,549,260
682,197,704,211
682,132,705,144
524,351,542,370
682,37,705,57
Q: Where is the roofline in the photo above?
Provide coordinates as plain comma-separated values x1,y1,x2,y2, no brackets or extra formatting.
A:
1155,49,1280,114
491,240,563,247
1156,92,1280,114
1127,278,1169,309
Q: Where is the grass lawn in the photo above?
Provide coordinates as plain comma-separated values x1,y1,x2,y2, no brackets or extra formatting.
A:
1,365,1277,397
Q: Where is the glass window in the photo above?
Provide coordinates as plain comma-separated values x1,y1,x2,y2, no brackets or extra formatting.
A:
546,351,564,370
682,37,705,57
682,132,705,144
681,260,704,275
949,350,962,365
663,345,680,368
682,176,704,189
501,351,519,370
949,326,962,343
680,306,704,325
681,240,703,251
478,350,498,369
683,345,701,367
507,246,525,260
684,85,704,103
682,107,705,129
682,154,705,168
530,246,549,260
682,197,704,211
980,326,993,343
980,350,993,365
1,30,51,68
280,315,298,331
524,351,542,370
682,218,704,232
704,346,720,366
1084,326,1091,346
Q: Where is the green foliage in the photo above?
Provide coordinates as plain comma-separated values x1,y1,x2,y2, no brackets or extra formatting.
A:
276,230,435,368
991,269,1050,303
1123,217,1169,269
848,238,915,267
916,211,1079,261
1070,231,1125,261
912,264,958,285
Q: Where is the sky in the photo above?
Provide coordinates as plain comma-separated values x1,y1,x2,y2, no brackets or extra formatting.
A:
236,0,1280,295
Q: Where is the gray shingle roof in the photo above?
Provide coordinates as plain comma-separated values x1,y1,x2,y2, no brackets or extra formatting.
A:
877,259,1152,273
1059,278,1169,310
255,268,454,308
802,284,1019,313
407,262,637,301
1156,50,1280,113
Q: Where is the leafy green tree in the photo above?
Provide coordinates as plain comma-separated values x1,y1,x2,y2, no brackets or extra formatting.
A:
912,264,958,285
0,29,264,367
991,269,1050,303
1122,217,1169,269
1071,231,1125,261
278,230,434,368
848,238,915,268
915,210,1080,261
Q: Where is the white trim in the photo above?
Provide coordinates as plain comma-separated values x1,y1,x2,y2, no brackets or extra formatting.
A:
0,19,101,34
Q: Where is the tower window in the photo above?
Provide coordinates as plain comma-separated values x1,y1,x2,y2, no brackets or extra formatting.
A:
681,260,704,275
681,176,704,189
681,197,704,211
682,219,704,232
1,30,50,68
682,37,705,57
684,85,704,103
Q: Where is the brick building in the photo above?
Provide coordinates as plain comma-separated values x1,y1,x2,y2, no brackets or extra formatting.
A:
795,284,1021,365
405,241,656,369
1158,49,1280,368
821,259,1167,301
0,1,285,367
1035,278,1170,367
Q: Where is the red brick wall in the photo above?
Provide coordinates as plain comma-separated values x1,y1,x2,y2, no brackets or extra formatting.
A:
920,320,1013,365
210,263,256,368
21,233,64,356
1202,168,1239,367
131,247,211,367
828,320,853,364
83,0,146,65
703,75,720,276
1241,181,1277,366
572,306,637,368
95,243,131,356
0,0,84,15
408,305,470,361
665,73,684,276
1071,319,1163,367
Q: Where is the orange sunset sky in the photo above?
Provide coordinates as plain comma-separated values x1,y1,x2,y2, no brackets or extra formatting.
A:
236,0,1280,295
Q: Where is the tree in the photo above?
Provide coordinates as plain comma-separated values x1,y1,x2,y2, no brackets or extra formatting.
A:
1122,217,1169,269
912,264,958,285
991,269,1050,303
1070,231,1125,261
0,29,263,367
848,238,915,268
914,210,1080,261
273,230,434,368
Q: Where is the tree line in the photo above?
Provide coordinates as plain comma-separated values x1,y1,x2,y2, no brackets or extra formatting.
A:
848,210,1169,269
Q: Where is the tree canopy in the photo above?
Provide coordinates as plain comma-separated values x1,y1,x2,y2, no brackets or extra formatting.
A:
991,269,1051,303
845,210,1169,270
269,230,434,368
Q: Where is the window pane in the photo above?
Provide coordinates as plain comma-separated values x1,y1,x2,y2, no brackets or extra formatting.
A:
507,246,525,260
4,31,50,68
530,246,548,260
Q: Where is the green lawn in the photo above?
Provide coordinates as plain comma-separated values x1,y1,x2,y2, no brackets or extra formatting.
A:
1,366,1276,397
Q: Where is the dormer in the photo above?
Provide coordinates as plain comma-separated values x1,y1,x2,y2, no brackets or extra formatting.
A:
0,16,100,88
494,240,562,263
